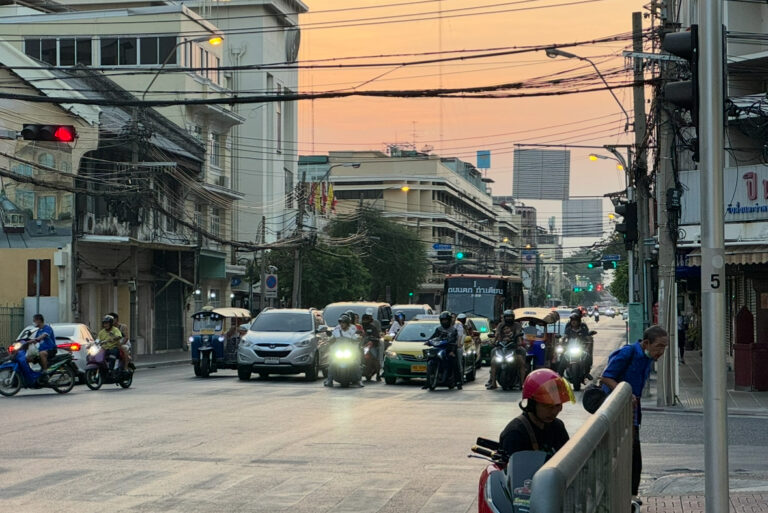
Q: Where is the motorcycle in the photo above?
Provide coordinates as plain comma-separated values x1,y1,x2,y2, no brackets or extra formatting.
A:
362,328,381,382
329,337,363,387
556,330,596,391
493,334,524,391
84,340,134,390
0,331,77,397
470,437,547,513
423,338,459,391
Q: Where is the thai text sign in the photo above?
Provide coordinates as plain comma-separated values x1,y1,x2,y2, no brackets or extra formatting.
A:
679,166,768,224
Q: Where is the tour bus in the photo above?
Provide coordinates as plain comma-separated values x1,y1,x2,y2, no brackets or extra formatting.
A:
441,274,525,326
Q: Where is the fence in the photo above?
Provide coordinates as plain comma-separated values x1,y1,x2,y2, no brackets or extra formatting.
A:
0,306,25,346
530,382,634,513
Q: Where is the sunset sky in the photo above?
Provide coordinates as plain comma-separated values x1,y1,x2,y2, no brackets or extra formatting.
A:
297,0,648,248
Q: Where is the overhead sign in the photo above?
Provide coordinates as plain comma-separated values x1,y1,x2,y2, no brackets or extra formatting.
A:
477,150,491,169
264,274,278,298
680,165,768,224
433,243,452,250
522,249,538,262
601,254,621,261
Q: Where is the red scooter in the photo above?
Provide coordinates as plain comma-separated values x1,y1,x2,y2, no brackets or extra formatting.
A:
362,328,381,382
470,438,546,513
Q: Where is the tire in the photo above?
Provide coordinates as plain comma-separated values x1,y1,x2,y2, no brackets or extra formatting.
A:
200,353,210,378
467,365,477,382
119,372,133,389
428,369,438,391
304,355,319,382
321,367,329,378
0,368,21,397
193,361,202,377
237,366,252,381
384,376,396,385
50,366,75,394
85,369,103,390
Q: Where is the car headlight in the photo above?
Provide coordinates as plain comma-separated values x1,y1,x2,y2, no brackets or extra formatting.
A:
239,338,256,348
218,336,225,343
556,346,564,354
335,348,353,359
385,350,398,359
188,336,194,344
294,339,312,348
568,346,582,356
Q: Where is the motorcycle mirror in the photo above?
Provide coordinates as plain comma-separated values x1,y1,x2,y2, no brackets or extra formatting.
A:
589,330,597,336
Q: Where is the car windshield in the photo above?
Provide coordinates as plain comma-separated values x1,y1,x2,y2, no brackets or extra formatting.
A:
193,316,222,332
471,318,490,333
52,326,77,338
323,305,373,326
396,322,439,342
392,307,427,321
250,312,312,333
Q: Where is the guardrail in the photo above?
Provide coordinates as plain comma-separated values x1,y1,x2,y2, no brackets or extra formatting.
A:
530,381,634,513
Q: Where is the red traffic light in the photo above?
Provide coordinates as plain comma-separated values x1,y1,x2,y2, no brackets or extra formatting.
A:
21,124,77,142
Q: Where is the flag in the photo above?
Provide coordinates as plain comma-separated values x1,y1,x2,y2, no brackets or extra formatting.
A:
313,181,322,212
327,183,336,214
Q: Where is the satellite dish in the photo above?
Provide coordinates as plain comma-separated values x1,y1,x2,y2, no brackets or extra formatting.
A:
420,145,434,153
285,27,301,63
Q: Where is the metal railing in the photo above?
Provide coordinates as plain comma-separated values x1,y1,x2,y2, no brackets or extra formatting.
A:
0,306,25,346
530,382,634,513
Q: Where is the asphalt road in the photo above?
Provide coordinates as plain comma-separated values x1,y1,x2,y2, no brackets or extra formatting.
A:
3,316,762,512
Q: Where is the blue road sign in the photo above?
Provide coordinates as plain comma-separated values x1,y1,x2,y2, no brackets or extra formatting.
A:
433,243,452,250
601,254,621,261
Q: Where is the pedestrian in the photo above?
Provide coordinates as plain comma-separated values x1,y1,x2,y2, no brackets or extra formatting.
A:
677,313,688,364
599,325,668,501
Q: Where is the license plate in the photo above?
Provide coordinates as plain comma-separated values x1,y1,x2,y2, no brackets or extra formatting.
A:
411,364,427,373
264,357,280,364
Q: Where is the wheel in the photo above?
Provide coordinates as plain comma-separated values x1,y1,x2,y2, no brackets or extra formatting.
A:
119,372,133,389
0,368,21,396
384,376,396,385
304,355,319,381
50,366,75,394
85,369,103,390
428,370,438,391
258,372,269,379
467,365,477,382
321,367,329,378
237,366,252,381
193,361,202,377
200,354,210,378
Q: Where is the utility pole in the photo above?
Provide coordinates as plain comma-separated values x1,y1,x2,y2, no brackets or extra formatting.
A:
656,10,679,406
259,215,267,311
291,172,306,308
129,106,140,353
632,11,650,328
699,0,729,510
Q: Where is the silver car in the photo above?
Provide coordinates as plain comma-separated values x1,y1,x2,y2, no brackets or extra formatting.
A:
237,309,330,382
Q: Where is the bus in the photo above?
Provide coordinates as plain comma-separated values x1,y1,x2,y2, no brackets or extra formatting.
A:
441,274,524,325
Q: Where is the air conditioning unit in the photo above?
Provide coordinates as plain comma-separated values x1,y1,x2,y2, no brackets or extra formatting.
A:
216,175,230,188
82,212,96,234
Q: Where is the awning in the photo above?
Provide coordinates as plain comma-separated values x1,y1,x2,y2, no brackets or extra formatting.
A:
199,249,226,279
685,245,768,266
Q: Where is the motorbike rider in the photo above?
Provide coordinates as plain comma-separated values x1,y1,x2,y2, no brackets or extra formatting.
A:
28,313,56,372
486,309,524,390
345,309,363,335
97,315,125,370
388,311,406,337
324,314,363,388
361,312,382,381
499,368,574,458
108,312,134,371
563,312,593,380
423,311,462,390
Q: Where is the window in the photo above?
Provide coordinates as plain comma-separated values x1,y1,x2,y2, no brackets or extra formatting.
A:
37,196,56,220
59,38,75,66
76,39,92,65
41,39,56,65
212,56,220,84
140,37,158,65
208,288,220,307
285,169,294,208
101,38,118,65
15,190,34,211
27,259,51,297
37,153,55,168
24,39,40,61
210,133,221,168
119,38,137,65
191,125,203,141
158,37,176,65
12,164,33,177
210,208,220,237
275,85,283,153
24,38,91,66
194,203,205,228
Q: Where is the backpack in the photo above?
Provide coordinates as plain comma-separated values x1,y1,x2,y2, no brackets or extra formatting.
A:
582,344,636,414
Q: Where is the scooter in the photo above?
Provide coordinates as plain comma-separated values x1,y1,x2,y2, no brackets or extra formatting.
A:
470,437,547,513
493,334,524,391
557,331,595,392
362,332,381,382
0,331,77,397
84,340,134,390
523,336,547,373
329,337,363,387
423,338,458,391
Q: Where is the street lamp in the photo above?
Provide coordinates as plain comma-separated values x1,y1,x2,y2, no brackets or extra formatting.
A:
588,153,625,171
545,47,631,131
318,162,361,183
142,35,224,100
368,185,410,208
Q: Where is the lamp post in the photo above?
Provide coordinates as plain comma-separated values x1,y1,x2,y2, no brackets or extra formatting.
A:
142,35,223,100
545,48,632,131
367,185,410,209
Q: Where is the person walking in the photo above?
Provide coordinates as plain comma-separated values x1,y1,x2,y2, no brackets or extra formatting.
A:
677,313,688,364
600,325,668,503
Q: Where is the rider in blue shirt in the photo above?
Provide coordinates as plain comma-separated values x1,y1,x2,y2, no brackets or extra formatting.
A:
29,313,56,371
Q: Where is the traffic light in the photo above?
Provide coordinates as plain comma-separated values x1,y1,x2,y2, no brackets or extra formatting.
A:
21,124,77,142
573,286,582,292
662,25,699,161
408,292,414,297
455,252,464,260
587,284,594,292
615,201,638,249
602,260,618,270
596,284,604,292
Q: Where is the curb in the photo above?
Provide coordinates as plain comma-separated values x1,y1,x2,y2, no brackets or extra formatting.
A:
134,359,189,370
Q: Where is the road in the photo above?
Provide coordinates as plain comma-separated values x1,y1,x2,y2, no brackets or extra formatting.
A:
3,316,764,512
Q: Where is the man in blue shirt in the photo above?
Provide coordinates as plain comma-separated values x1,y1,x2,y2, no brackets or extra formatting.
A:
28,313,56,372
600,325,668,500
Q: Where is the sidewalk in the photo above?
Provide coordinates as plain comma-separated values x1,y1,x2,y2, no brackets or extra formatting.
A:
644,351,768,416
644,494,768,512
132,349,189,369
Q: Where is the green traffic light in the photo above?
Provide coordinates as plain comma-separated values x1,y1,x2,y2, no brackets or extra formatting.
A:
408,292,414,297
456,252,464,260
587,262,594,269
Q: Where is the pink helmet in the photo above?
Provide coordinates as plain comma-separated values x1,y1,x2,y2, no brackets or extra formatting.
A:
522,369,575,405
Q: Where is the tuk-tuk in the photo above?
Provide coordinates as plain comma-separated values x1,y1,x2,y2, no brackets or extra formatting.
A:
190,306,252,378
512,308,561,371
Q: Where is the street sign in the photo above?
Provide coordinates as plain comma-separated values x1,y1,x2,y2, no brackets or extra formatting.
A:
432,243,452,250
522,249,538,262
601,254,621,261
264,273,278,298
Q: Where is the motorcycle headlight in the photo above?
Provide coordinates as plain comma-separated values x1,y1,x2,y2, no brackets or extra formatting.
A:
493,356,502,363
294,339,312,348
88,345,100,356
218,336,225,343
504,354,515,362
335,348,353,359
385,350,398,359
556,346,564,354
188,336,194,344
568,346,582,356
12,342,21,351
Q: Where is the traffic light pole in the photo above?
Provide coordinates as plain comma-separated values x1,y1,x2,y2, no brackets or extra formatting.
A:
699,0,729,510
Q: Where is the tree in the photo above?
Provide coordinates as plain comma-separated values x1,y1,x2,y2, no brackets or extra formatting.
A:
610,259,629,304
327,207,429,303
267,245,371,309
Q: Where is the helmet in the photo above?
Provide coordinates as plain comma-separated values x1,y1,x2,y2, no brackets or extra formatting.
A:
338,314,351,324
102,315,115,324
503,309,515,325
522,369,575,405
457,313,467,321
345,310,357,321
361,313,373,322
570,312,581,321
439,311,452,321
503,309,514,317
395,310,405,320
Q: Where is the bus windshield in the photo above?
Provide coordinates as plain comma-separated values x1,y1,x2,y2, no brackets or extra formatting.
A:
442,275,522,323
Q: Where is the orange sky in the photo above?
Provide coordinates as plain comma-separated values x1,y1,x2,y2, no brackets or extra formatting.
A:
297,0,648,244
